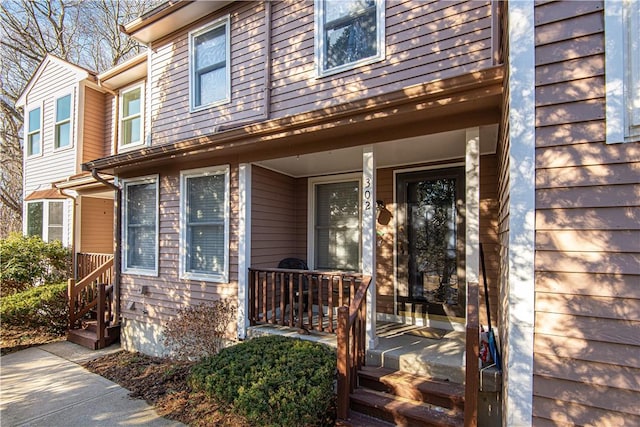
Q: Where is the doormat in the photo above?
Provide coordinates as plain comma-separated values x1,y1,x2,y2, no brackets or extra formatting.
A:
406,327,448,340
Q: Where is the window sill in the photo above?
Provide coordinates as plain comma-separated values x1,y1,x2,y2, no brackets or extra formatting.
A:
316,54,385,79
180,272,228,284
53,145,74,153
122,268,158,277
118,141,147,153
190,97,231,114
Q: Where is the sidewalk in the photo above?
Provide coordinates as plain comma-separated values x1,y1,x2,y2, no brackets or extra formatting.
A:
0,341,184,427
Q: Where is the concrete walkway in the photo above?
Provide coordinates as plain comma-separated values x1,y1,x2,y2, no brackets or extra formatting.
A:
0,341,184,427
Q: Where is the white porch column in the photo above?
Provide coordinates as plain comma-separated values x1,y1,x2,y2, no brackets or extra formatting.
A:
362,146,378,349
237,163,252,340
465,128,480,288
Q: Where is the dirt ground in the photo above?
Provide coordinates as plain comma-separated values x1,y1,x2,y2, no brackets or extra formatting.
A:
0,326,65,356
82,351,250,427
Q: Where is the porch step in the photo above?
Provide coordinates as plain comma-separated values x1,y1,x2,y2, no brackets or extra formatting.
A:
350,388,463,427
67,324,120,350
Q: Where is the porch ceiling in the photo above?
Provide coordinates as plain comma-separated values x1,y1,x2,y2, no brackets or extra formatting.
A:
255,125,498,178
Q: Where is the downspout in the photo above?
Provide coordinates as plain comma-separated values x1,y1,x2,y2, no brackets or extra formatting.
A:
91,169,122,325
56,188,77,279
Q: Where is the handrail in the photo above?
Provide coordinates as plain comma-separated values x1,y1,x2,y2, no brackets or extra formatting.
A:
464,281,480,426
76,252,113,281
336,275,372,420
68,257,114,329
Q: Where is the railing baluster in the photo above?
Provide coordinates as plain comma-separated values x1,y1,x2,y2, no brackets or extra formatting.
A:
262,272,267,322
307,274,314,330
270,271,276,324
279,272,285,325
317,275,324,332
327,275,334,333
297,273,304,329
288,273,294,327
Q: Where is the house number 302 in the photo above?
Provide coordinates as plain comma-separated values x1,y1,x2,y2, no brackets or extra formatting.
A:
364,177,372,210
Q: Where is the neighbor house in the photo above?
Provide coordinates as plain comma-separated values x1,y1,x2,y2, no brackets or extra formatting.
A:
18,1,639,426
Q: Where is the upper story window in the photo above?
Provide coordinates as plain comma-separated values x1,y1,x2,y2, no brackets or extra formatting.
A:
605,0,640,143
122,176,158,276
119,84,144,148
54,93,72,149
315,0,385,76
189,16,230,111
26,106,42,157
26,200,65,244
180,166,230,283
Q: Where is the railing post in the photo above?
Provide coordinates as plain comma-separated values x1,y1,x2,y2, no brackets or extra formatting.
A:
97,283,106,349
337,306,350,420
68,278,75,329
465,281,480,427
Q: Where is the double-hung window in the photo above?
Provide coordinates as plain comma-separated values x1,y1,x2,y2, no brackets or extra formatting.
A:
26,106,42,157
316,0,385,76
189,16,230,110
54,93,72,149
310,175,361,271
119,84,144,148
26,200,64,243
605,0,640,143
123,176,158,275
180,166,230,282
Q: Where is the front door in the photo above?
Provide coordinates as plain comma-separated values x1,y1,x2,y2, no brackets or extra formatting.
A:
396,167,465,323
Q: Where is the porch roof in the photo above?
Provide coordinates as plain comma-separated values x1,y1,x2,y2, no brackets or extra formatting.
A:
82,66,504,175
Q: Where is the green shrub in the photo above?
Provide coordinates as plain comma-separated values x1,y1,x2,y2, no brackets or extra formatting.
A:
0,233,71,295
162,299,237,360
0,282,68,334
190,335,336,427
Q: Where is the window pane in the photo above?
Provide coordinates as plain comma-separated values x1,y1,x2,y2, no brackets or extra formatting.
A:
122,117,141,145
127,183,156,225
324,0,377,69
56,122,71,148
27,202,43,238
28,108,40,132
123,88,141,117
197,67,227,106
188,174,225,222
195,26,226,71
28,133,41,156
325,0,373,22
127,226,156,269
188,224,224,273
56,95,71,121
126,181,157,270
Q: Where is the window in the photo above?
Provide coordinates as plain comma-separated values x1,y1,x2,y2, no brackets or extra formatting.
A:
309,176,361,271
189,17,230,110
26,106,42,156
54,94,72,149
122,176,158,275
25,200,65,243
605,0,640,143
119,85,144,148
180,166,230,282
316,0,385,76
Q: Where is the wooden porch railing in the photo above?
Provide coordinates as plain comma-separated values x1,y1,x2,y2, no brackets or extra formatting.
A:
248,268,367,333
76,252,113,281
464,281,480,427
68,256,114,338
336,275,372,420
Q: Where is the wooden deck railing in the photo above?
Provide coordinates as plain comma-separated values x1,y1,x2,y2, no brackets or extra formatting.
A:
248,268,367,333
77,253,113,281
336,275,372,420
68,256,114,334
464,281,480,427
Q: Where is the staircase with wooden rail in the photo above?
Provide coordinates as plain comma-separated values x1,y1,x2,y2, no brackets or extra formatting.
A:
67,253,120,350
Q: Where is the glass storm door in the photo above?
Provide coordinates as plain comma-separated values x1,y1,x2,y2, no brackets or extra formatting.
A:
397,168,465,321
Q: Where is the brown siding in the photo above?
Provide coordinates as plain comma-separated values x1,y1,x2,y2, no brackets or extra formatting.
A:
82,87,106,162
104,94,115,156
79,197,114,254
533,1,640,425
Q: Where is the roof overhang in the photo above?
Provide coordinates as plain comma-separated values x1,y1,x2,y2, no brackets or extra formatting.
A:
25,188,67,201
98,53,147,90
122,1,234,44
53,172,115,195
83,66,505,175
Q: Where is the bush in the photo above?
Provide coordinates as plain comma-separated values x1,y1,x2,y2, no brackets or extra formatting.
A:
0,233,71,296
0,283,68,334
162,299,237,360
190,335,336,427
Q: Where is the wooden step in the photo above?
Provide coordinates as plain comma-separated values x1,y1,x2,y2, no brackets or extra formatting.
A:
336,410,396,427
350,389,464,427
67,328,100,350
358,366,464,411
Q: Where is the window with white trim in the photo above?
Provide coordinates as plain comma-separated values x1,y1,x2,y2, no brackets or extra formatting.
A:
26,106,42,157
189,16,230,110
605,0,640,143
119,84,144,148
310,175,361,271
26,200,65,243
315,0,385,76
54,93,72,149
122,176,158,275
180,166,230,282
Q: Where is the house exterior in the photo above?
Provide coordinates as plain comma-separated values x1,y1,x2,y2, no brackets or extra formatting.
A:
18,1,639,425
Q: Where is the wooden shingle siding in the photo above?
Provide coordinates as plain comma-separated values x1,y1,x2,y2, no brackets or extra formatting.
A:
79,196,113,253
82,87,106,162
533,1,640,425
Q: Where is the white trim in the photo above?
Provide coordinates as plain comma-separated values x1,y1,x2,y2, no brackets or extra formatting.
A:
314,0,386,77
465,127,480,309
25,102,44,158
307,172,362,271
179,165,230,283
118,82,146,150
24,199,69,246
121,175,159,276
53,90,74,151
238,163,252,339
362,146,377,349
505,2,536,426
188,15,231,112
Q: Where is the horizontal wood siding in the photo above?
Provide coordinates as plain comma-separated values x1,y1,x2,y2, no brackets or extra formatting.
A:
104,94,115,156
82,87,106,163
533,2,640,425
119,162,240,331
269,0,494,118
150,2,266,145
23,60,79,193
79,196,114,254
